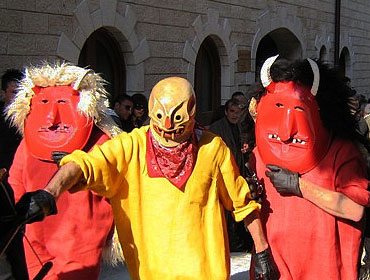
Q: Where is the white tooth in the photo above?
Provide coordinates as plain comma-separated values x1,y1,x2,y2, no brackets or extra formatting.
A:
268,134,273,138
292,139,297,143
301,141,306,145
277,137,281,141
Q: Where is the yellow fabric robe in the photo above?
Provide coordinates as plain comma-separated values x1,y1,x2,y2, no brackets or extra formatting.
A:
61,126,260,280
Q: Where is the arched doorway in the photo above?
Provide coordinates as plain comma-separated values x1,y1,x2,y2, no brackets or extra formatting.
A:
255,28,302,80
78,28,126,102
194,36,221,126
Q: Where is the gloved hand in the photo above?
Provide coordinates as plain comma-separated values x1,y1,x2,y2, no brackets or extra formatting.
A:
51,151,69,165
253,248,278,280
265,164,302,197
245,177,264,204
15,190,57,224
359,263,370,280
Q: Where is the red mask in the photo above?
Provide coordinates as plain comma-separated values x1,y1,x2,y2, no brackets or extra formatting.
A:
255,81,331,173
24,85,93,161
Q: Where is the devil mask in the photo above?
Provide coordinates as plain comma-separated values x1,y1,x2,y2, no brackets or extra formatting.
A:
24,85,93,161
6,63,120,161
148,77,196,147
255,56,331,174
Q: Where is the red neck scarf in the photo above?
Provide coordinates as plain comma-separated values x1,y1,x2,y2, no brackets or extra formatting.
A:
146,128,198,190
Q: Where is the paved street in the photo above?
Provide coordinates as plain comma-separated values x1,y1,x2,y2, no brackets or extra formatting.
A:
99,252,251,280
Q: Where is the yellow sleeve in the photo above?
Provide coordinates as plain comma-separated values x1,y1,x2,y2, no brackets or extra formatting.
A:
60,132,134,198
218,138,261,222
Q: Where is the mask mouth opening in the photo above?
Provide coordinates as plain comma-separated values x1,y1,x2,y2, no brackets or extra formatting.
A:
39,124,70,133
267,133,308,146
153,124,185,140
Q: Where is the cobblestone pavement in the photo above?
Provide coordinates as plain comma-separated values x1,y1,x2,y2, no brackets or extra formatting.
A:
98,252,251,280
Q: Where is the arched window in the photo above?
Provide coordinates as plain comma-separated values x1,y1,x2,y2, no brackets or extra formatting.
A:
78,28,125,102
319,46,328,63
339,47,350,78
194,36,221,126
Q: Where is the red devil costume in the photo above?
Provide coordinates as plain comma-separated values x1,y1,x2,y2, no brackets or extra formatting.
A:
5,63,121,279
249,56,370,279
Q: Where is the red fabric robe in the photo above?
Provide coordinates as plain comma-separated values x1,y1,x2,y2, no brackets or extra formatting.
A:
251,138,369,279
8,128,114,280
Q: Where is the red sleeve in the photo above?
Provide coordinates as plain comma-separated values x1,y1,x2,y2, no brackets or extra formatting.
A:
334,142,370,206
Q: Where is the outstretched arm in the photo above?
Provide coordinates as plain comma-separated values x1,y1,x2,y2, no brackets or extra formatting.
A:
45,162,83,200
15,162,84,224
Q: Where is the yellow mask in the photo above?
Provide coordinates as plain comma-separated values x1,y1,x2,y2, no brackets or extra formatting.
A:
149,77,196,147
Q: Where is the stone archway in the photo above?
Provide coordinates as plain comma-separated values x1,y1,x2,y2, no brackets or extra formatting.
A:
250,8,305,83
182,8,238,101
56,0,149,95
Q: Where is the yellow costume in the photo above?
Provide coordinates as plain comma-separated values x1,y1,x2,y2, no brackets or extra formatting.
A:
61,126,260,280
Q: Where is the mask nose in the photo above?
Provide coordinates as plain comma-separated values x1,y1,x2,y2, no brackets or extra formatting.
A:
164,116,173,129
278,108,297,142
46,102,61,127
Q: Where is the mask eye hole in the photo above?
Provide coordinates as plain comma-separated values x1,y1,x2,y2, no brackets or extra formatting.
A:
57,99,66,104
42,99,48,104
294,106,304,112
175,115,181,121
157,113,162,119
276,103,284,108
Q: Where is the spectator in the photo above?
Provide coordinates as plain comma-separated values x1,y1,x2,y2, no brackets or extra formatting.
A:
0,69,23,170
113,95,134,132
232,91,255,164
131,93,149,128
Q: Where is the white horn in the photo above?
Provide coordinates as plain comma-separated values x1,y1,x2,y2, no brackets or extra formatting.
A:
307,58,320,96
73,69,93,90
260,55,279,88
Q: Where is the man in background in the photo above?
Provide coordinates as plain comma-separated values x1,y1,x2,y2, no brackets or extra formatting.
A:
0,69,23,170
113,94,134,132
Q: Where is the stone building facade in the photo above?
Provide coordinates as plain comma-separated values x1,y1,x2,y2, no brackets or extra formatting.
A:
1,0,370,124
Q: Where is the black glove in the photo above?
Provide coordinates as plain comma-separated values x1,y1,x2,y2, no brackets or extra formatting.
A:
359,263,370,280
51,151,69,165
246,177,264,204
265,164,302,197
253,248,278,280
15,190,57,224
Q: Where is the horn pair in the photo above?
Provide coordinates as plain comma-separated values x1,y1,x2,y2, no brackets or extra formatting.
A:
260,55,320,96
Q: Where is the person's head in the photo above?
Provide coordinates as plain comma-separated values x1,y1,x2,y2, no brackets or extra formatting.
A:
149,77,196,147
231,91,248,110
1,69,24,105
224,99,241,124
7,62,116,161
132,93,148,121
252,55,357,173
114,95,133,121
